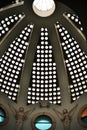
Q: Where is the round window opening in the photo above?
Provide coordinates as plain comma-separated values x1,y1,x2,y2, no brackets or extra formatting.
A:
0,108,6,123
81,108,87,124
35,115,52,130
0,105,9,126
78,105,87,127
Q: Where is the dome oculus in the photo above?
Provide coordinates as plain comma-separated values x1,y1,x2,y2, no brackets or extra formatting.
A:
32,0,55,17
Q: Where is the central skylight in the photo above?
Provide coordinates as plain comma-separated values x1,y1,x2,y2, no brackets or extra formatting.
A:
32,0,55,17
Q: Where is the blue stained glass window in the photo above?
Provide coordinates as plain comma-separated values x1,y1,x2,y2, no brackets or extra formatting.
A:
0,108,6,123
81,116,87,123
81,108,87,124
35,115,52,130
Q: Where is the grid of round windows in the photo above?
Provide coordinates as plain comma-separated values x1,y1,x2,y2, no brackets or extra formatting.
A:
0,24,33,102
64,12,84,32
0,13,23,39
56,22,87,102
27,28,61,105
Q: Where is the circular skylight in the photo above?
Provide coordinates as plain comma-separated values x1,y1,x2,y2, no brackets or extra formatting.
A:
32,0,55,17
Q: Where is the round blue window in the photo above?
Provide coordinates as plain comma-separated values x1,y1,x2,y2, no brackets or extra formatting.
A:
81,116,87,123
0,108,6,123
81,108,87,124
35,115,52,130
